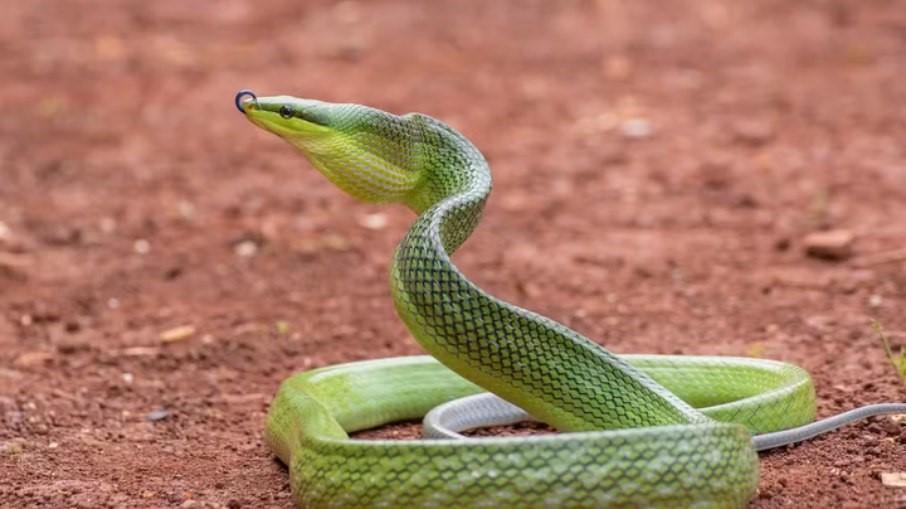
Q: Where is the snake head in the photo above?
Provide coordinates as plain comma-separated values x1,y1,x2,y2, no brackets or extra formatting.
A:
236,90,423,205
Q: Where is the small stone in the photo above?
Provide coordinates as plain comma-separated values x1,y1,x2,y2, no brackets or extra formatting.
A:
803,229,854,261
146,409,171,422
881,472,906,487
133,239,151,255
620,118,653,139
233,240,258,258
160,325,196,343
868,294,883,308
358,212,388,230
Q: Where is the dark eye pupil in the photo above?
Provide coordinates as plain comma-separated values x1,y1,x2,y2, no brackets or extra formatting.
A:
279,105,294,119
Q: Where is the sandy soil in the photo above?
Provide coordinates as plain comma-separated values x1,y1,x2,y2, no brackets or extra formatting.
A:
2,0,906,507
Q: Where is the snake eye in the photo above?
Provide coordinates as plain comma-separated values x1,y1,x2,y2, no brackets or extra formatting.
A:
279,105,294,119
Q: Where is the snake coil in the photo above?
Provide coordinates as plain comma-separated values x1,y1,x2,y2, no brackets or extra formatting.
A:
237,91,904,509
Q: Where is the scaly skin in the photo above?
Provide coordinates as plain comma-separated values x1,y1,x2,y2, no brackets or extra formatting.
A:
236,92,817,508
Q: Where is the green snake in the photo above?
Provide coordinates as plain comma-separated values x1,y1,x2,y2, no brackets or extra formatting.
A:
235,90,905,508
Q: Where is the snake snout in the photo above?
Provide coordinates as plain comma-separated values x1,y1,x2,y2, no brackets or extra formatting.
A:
235,89,258,113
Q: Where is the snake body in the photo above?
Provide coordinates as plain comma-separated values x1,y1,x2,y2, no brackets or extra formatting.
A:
235,91,902,508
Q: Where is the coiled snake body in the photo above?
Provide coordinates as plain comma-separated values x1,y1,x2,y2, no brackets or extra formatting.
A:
236,91,905,508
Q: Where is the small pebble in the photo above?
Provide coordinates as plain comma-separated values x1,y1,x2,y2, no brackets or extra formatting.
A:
146,409,171,422
803,229,854,261
160,325,196,343
133,239,151,255
233,240,258,258
881,472,906,487
620,118,653,139
868,294,883,308
358,213,388,230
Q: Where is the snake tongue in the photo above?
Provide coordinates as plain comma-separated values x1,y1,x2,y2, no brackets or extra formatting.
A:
235,89,258,114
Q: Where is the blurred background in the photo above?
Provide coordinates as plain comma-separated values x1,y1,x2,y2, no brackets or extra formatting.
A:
1,0,905,507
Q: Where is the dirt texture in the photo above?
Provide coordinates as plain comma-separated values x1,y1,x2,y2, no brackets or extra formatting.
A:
2,0,906,507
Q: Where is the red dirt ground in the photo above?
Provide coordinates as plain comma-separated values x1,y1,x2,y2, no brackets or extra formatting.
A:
2,1,906,507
